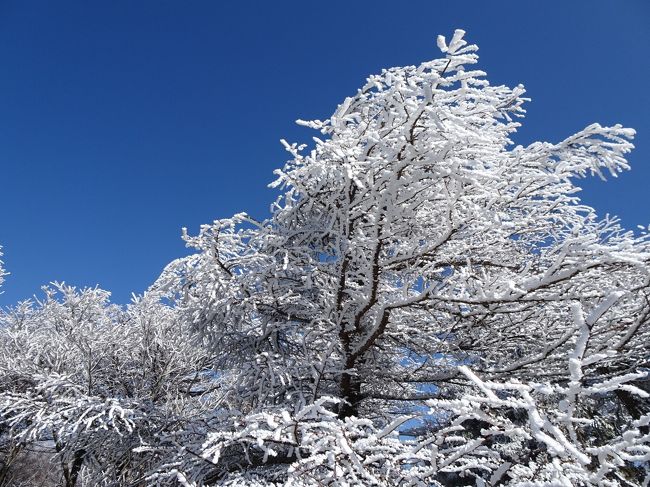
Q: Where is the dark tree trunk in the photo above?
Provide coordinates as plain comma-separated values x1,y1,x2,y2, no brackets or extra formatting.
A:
338,357,362,419
62,449,85,487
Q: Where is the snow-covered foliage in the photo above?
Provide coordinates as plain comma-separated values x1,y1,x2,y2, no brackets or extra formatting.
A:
0,283,218,486
1,30,649,486
0,247,6,291
158,357,649,486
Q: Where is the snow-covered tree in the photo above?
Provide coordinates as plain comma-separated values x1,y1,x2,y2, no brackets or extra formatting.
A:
0,30,648,486
0,247,6,291
0,284,219,486
154,30,650,485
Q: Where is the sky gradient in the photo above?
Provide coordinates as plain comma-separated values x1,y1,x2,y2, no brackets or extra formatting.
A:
1,1,649,306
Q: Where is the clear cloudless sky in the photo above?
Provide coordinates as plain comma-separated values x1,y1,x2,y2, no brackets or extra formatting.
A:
0,1,649,306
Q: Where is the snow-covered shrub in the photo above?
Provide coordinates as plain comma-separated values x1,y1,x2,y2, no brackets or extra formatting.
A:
0,284,217,486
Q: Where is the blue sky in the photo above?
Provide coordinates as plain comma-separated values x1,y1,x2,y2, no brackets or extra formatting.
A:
0,1,648,306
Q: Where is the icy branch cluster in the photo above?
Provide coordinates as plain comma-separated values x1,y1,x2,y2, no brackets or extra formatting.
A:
0,247,6,292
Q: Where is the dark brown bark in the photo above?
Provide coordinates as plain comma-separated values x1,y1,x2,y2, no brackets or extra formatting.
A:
338,365,362,419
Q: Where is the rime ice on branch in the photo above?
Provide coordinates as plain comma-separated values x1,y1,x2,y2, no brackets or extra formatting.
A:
0,247,6,291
